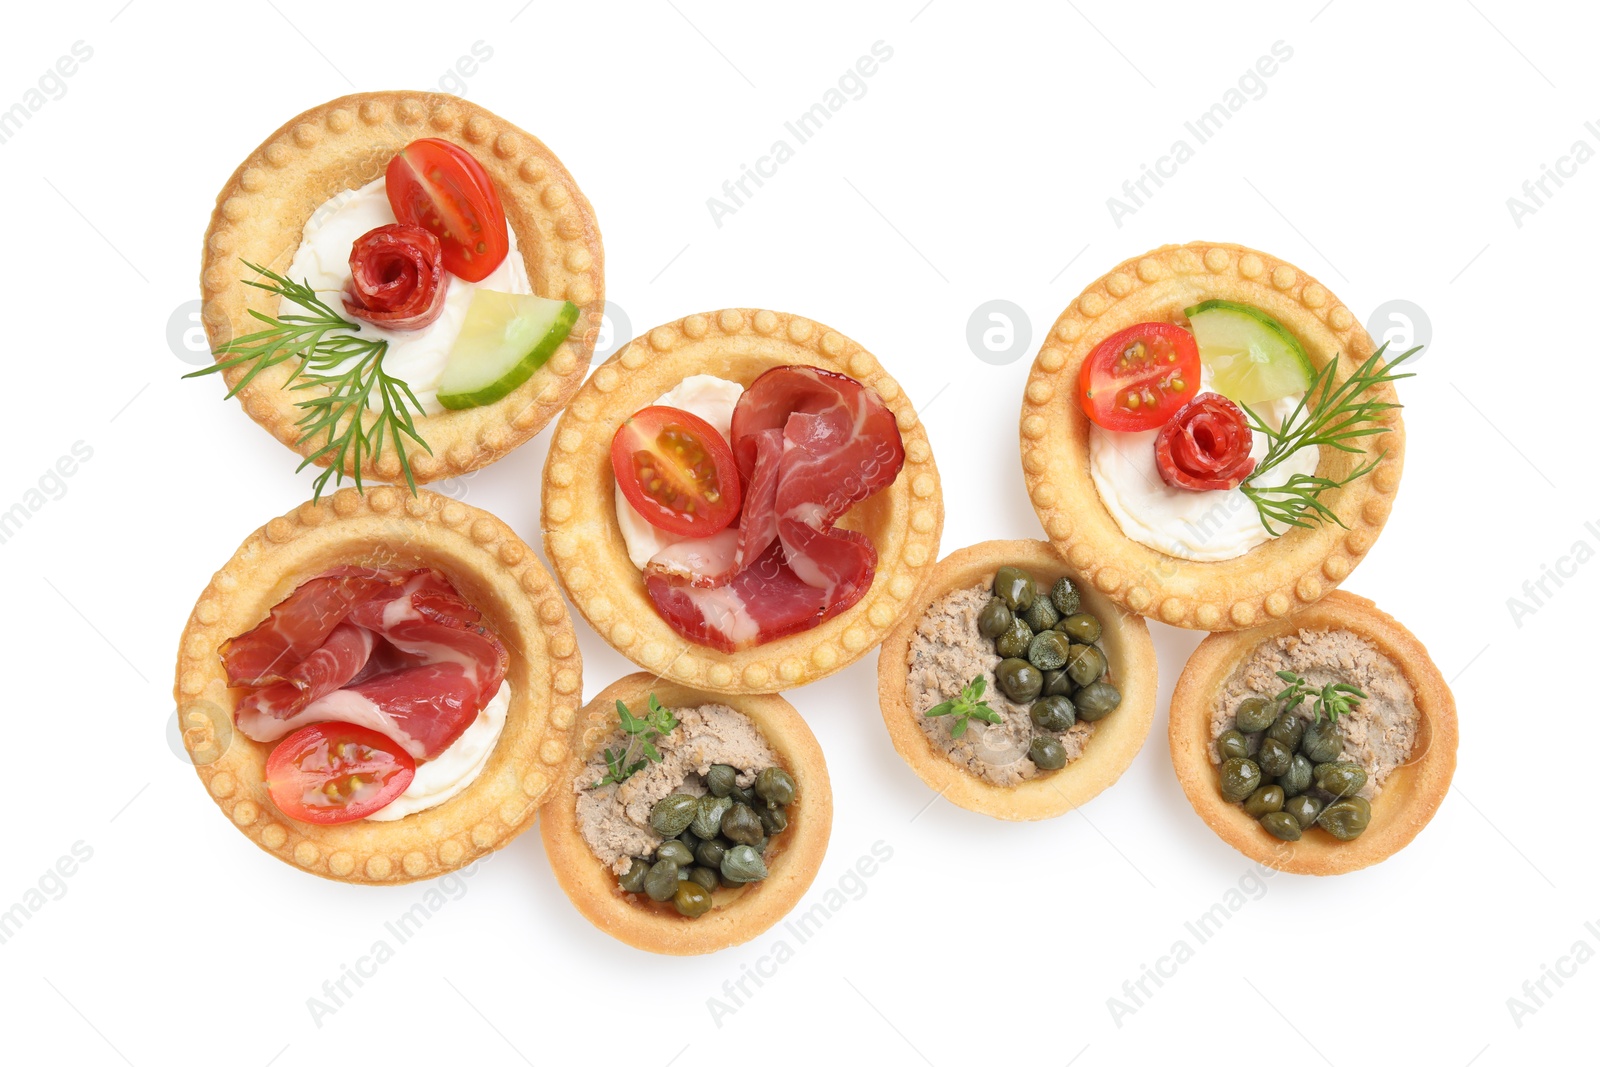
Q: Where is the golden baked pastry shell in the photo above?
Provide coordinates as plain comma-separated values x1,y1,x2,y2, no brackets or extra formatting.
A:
539,673,833,955
541,308,944,694
173,489,582,884
1020,241,1405,631
877,539,1157,820
198,90,605,485
1169,590,1457,875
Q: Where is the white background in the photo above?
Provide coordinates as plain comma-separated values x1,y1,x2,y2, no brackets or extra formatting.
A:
1,1,1592,1064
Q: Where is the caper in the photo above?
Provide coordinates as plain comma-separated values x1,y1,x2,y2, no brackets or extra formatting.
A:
1041,668,1076,698
673,880,714,918
1022,596,1060,633
1234,697,1277,733
694,837,729,869
644,859,680,902
687,866,720,893
691,794,732,840
1267,712,1307,750
996,658,1043,703
1220,757,1262,801
1056,612,1102,644
993,566,1035,611
1283,794,1323,829
1261,811,1303,841
1065,644,1107,687
1317,796,1372,840
727,783,757,808
655,839,694,867
706,764,739,798
1050,577,1081,616
977,598,1013,640
1027,630,1071,671
1301,719,1342,763
1074,681,1121,722
618,858,650,894
720,803,764,845
1278,754,1314,798
1030,694,1076,732
1028,736,1067,771
1244,784,1285,817
1257,737,1293,778
758,804,789,835
755,767,797,807
720,844,769,883
1216,729,1251,761
649,794,698,836
1314,762,1367,799
995,618,1034,659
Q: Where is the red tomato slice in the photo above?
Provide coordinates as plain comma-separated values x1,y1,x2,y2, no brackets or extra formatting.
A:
1077,322,1201,432
611,406,743,538
385,138,509,282
265,723,416,824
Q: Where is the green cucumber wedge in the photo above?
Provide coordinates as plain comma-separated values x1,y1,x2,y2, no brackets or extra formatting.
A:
1184,299,1315,406
436,291,579,410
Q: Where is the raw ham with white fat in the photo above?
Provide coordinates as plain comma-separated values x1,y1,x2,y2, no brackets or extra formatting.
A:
226,567,508,760
644,366,904,651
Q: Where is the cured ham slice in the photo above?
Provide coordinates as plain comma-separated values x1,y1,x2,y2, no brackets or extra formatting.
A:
220,566,402,688
226,567,508,761
645,366,904,650
645,528,742,588
342,223,450,331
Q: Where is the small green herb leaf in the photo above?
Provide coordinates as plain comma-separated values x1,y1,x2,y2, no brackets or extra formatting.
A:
923,674,1001,739
592,693,679,787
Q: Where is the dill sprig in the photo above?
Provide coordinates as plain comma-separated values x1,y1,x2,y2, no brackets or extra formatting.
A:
1240,343,1418,535
183,262,431,499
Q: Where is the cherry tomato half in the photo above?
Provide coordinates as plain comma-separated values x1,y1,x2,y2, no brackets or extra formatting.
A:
265,723,415,825
611,405,743,539
385,138,509,282
1077,322,1201,432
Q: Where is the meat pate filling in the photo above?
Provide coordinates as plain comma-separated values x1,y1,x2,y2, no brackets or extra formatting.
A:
1209,628,1420,800
907,582,1096,787
575,704,779,875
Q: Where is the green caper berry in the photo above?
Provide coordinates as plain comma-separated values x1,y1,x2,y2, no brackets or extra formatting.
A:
1028,735,1068,771
673,880,714,918
1317,796,1372,841
995,657,1043,703
1030,694,1076,732
1027,630,1072,671
1041,668,1075,698
1220,757,1262,802
706,764,739,798
1216,729,1251,761
1050,577,1081,616
1056,612,1101,643
694,837,729,869
618,858,650,894
993,566,1035,611
1267,712,1307,749
1073,681,1121,722
691,794,732,840
644,859,680,902
758,803,788,835
687,866,720,893
1243,784,1285,818
648,794,699,836
755,767,797,807
655,839,694,867
1065,644,1106,686
994,617,1034,659
1022,596,1060,633
720,844,769,883
1261,811,1302,841
977,598,1013,640
1234,697,1278,733
720,803,765,846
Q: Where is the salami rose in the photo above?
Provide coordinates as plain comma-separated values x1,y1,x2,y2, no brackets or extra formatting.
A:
1155,392,1258,491
342,224,450,331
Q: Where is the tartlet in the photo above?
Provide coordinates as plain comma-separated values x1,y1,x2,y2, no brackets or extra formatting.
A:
1169,591,1456,875
1019,241,1404,631
173,489,582,884
198,90,604,485
541,308,944,694
877,540,1157,820
540,673,832,955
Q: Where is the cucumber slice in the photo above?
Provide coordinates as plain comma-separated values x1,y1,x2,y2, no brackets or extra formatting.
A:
436,291,579,410
1184,299,1315,406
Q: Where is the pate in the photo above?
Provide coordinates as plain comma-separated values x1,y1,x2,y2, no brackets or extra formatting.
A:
574,703,778,875
1209,628,1420,799
907,582,1095,788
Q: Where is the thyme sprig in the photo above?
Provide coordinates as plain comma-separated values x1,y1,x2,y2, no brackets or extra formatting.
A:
593,695,681,787
1272,669,1366,723
1240,343,1418,535
924,675,1003,739
183,262,430,499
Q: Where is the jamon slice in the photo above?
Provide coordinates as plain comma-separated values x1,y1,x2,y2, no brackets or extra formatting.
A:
220,566,403,688
233,622,375,730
